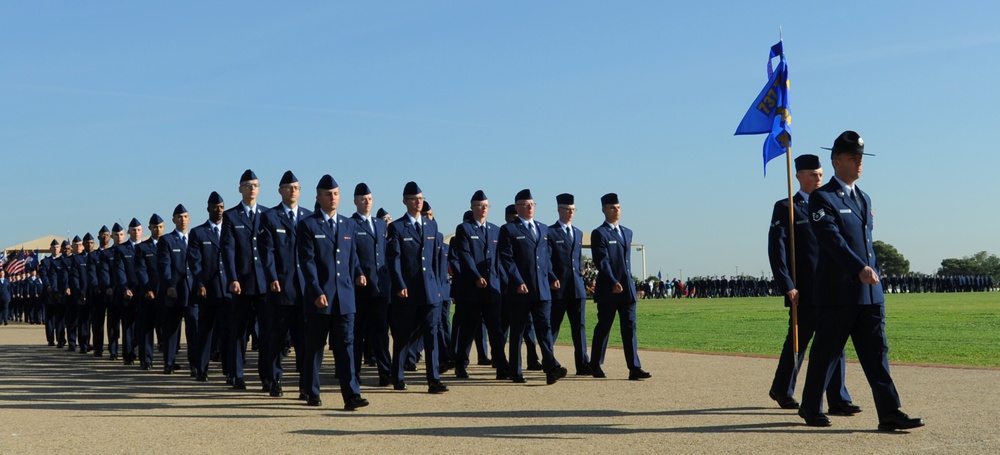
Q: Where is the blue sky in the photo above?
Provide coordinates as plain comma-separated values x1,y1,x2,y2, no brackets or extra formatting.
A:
2,1,997,278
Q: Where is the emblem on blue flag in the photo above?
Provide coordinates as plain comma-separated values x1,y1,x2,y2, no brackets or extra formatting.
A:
735,41,791,175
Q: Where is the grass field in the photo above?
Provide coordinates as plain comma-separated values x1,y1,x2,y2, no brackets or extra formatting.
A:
557,292,1000,368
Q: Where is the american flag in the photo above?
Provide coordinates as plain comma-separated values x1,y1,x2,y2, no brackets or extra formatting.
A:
4,250,27,275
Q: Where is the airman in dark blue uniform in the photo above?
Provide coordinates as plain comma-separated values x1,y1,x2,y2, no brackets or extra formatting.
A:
349,182,392,387
135,214,165,370
589,193,650,381
187,192,229,382
451,190,508,379
386,181,449,394
547,193,591,375
767,154,855,413
799,131,923,431
497,189,565,384
298,174,368,410
259,171,312,397
159,204,195,375
221,169,269,390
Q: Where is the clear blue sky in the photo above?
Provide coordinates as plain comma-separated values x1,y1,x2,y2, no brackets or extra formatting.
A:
2,1,997,278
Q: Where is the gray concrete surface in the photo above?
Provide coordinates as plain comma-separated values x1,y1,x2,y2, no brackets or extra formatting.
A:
1,322,997,454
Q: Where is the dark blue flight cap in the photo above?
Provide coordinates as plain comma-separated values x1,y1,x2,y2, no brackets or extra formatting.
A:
240,169,257,183
403,181,421,196
208,191,224,205
317,174,339,190
280,170,298,186
149,213,164,225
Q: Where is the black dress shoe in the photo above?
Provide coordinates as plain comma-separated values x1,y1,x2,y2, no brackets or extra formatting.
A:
269,384,284,397
526,361,543,371
591,364,607,378
57,343,64,348
93,351,103,358
496,371,510,380
628,368,652,380
344,395,369,410
575,365,593,376
768,390,800,410
306,395,322,407
298,392,308,401
393,381,407,391
162,366,174,374
261,384,272,393
378,373,392,387
877,410,924,431
428,382,449,394
828,400,862,416
477,358,492,366
454,368,469,379
226,377,235,385
404,363,417,372
172,363,181,371
511,375,527,384
798,409,832,427
109,355,119,361
140,363,152,371
546,366,568,385
67,345,76,352
439,359,454,373
123,359,134,366
196,375,208,382
233,378,247,390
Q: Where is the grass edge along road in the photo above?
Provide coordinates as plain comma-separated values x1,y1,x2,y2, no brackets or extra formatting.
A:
566,292,1000,368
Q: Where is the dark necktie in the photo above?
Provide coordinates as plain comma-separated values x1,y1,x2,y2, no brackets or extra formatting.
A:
288,210,295,225
415,221,421,235
565,225,572,240
850,189,859,207
529,222,537,240
213,226,220,240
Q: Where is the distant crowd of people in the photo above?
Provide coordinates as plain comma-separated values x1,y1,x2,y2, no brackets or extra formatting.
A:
631,273,996,300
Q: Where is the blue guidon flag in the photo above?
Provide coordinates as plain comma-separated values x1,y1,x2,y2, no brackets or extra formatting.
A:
735,41,792,175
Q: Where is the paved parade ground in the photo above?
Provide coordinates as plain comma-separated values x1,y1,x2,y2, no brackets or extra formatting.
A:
1,323,998,454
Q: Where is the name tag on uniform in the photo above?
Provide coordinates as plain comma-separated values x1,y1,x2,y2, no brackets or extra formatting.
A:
470,235,480,239
426,236,434,240
315,234,326,239
555,240,565,244
275,229,286,234
516,236,526,240
839,209,852,214
609,240,618,244
172,249,181,253
356,231,368,236
124,255,132,259
795,220,808,225
235,225,245,229
403,237,414,242
203,241,212,245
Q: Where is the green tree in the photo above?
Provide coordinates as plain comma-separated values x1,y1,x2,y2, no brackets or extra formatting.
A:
938,251,1000,278
873,240,909,275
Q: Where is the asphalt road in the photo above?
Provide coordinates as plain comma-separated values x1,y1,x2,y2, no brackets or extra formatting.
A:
1,322,998,454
